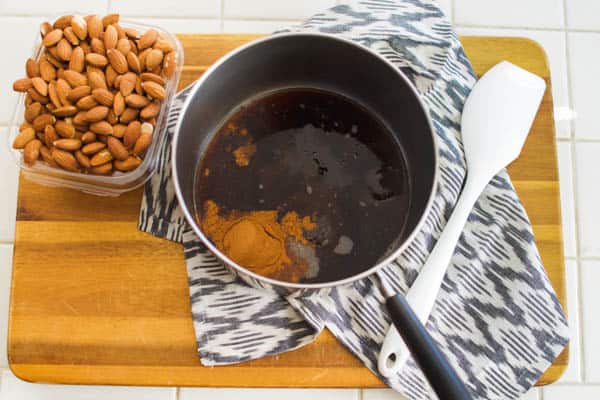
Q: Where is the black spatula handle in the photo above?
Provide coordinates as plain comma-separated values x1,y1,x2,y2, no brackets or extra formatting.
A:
386,294,472,400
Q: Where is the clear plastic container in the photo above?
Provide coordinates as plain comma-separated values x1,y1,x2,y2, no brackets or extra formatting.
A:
7,17,183,196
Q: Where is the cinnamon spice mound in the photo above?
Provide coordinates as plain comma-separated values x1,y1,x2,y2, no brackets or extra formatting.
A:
201,200,317,283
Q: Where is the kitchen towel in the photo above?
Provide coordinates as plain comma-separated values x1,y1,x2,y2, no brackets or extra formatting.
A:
138,1,569,399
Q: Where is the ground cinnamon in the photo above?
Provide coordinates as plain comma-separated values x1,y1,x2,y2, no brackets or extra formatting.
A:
201,200,317,282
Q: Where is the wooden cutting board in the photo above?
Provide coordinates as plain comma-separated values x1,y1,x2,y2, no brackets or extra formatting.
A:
7,35,568,387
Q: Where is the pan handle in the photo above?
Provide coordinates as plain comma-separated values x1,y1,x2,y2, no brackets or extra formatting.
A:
385,294,472,400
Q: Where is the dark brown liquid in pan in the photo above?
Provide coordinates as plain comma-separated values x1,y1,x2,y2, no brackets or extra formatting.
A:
194,88,410,283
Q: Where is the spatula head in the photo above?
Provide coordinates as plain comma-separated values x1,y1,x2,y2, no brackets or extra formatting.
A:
461,61,546,178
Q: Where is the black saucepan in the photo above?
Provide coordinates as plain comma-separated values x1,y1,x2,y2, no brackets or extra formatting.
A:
172,33,471,399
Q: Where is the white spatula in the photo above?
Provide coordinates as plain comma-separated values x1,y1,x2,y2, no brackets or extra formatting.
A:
378,61,546,377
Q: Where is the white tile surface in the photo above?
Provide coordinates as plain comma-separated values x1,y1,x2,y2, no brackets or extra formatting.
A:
0,128,18,243
436,0,453,20
454,0,564,29
180,388,359,400
0,17,45,125
0,370,176,400
568,32,600,140
574,142,600,257
521,388,540,400
544,384,600,399
131,18,222,34
565,0,600,30
224,0,335,19
0,0,107,15
0,245,13,368
111,0,221,18
223,19,296,33
557,143,577,257
559,260,582,383
455,27,571,138
581,260,600,382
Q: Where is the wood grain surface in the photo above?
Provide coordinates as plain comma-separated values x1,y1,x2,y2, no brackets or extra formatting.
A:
7,35,567,387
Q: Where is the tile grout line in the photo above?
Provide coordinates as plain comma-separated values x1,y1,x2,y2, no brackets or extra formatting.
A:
175,386,180,400
454,23,600,33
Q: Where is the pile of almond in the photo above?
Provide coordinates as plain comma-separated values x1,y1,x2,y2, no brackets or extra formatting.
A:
11,14,177,175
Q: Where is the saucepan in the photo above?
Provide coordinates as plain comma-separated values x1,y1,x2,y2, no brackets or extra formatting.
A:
172,33,471,399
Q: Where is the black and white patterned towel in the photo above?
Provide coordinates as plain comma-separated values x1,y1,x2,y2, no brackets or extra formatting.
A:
138,1,569,399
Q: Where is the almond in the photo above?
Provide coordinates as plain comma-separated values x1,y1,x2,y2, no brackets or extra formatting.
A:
92,88,113,106
87,15,103,39
124,27,140,39
56,38,73,61
27,88,49,104
115,23,126,39
12,127,36,149
81,141,106,155
107,136,128,160
123,120,141,148
52,148,79,171
64,70,87,87
76,95,98,110
85,105,109,122
126,52,141,73
153,39,174,53
81,131,96,144
133,132,152,156
102,13,119,27
45,51,64,69
48,82,61,108
85,53,108,67
63,26,79,45
90,161,112,175
107,48,128,74
119,72,137,96
31,77,48,97
113,74,122,89
53,138,82,151
90,149,113,166
113,123,127,138
38,60,55,83
113,92,125,116
25,102,43,122
53,15,73,30
135,76,144,94
145,48,163,70
55,120,75,138
90,120,113,135
13,78,32,92
162,51,176,78
24,139,42,165
128,39,138,54
140,99,160,119
39,145,55,165
74,150,91,168
140,121,154,136
71,15,87,40
43,125,59,146
107,109,118,125
88,70,107,90
40,22,52,38
67,85,91,102
43,29,63,47
138,29,158,50
25,95,33,107
104,24,118,50
141,81,165,100
120,107,138,123
125,94,150,108
52,105,78,117
138,48,151,70
140,72,165,86
114,156,141,172
90,37,105,55
32,114,55,131
68,46,84,72
55,78,71,105
116,38,131,55
105,65,117,87
26,58,40,78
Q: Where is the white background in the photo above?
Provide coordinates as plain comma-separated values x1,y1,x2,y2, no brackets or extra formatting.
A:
0,0,597,399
